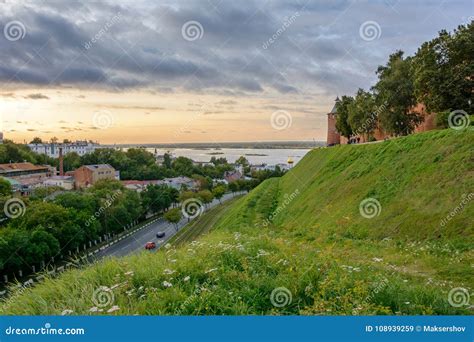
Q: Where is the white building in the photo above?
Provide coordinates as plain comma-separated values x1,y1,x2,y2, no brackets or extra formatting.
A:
42,176,75,190
28,141,100,158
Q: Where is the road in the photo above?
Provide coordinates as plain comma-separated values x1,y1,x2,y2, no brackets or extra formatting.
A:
94,192,241,259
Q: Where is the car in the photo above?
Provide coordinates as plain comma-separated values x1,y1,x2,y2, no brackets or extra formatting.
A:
156,231,165,238
145,241,156,250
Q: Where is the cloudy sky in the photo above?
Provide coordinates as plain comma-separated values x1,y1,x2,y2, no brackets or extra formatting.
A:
0,0,471,144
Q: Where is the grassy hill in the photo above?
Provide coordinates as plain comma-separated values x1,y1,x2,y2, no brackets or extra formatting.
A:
1,129,473,315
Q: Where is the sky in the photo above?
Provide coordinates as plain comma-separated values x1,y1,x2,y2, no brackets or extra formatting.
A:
0,0,471,144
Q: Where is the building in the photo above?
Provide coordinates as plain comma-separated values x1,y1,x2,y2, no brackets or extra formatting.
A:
74,164,116,188
122,180,162,192
122,177,197,192
0,162,55,196
162,176,197,190
28,140,100,158
224,170,243,183
42,176,75,190
326,98,436,146
0,162,52,180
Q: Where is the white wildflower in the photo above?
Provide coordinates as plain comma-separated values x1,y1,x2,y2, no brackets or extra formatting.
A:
107,305,120,313
163,281,173,288
61,309,73,316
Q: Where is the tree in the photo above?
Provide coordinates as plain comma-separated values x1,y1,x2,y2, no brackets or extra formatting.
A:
62,152,81,172
335,95,354,140
192,174,211,190
0,178,12,196
348,89,377,140
197,190,214,208
141,184,172,214
172,157,195,176
212,185,226,203
235,156,249,167
228,181,239,196
163,153,173,169
413,23,473,114
373,51,422,136
30,137,43,144
164,208,182,231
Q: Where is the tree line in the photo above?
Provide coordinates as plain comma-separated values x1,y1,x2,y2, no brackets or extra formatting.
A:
335,23,472,141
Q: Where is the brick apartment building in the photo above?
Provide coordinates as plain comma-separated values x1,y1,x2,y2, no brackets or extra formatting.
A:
74,164,117,188
326,98,436,145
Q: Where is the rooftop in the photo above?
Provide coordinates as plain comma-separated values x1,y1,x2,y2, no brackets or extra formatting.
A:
0,162,49,172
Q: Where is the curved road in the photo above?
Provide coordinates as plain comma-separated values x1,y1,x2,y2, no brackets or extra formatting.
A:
95,192,240,259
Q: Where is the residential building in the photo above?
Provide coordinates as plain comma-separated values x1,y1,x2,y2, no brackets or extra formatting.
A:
28,140,100,158
162,176,197,190
224,170,243,183
0,162,56,196
74,164,116,188
0,162,52,180
42,176,75,190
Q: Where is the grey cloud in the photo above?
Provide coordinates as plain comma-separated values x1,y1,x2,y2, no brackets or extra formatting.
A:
0,0,468,98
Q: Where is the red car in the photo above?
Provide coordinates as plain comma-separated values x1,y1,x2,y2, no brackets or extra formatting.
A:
145,241,156,250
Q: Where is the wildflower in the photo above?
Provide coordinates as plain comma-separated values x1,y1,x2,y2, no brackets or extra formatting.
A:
163,269,175,275
372,257,383,262
107,305,120,313
205,268,218,274
89,307,99,312
183,276,190,282
163,281,173,288
124,271,134,276
164,243,172,249
61,309,73,316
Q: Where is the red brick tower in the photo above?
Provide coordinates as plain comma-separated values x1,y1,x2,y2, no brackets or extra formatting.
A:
326,97,341,146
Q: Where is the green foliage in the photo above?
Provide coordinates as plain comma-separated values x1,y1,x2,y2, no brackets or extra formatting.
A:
212,185,226,202
335,96,354,139
0,178,12,196
413,23,473,113
164,208,182,230
1,130,472,315
348,89,377,138
197,190,214,206
373,51,422,135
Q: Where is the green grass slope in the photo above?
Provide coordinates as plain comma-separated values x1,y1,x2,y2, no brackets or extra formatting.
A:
1,129,473,315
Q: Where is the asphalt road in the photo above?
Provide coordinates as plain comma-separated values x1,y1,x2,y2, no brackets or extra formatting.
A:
94,192,240,259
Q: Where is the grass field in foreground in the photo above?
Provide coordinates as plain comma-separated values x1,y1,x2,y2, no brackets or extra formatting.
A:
1,128,472,315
